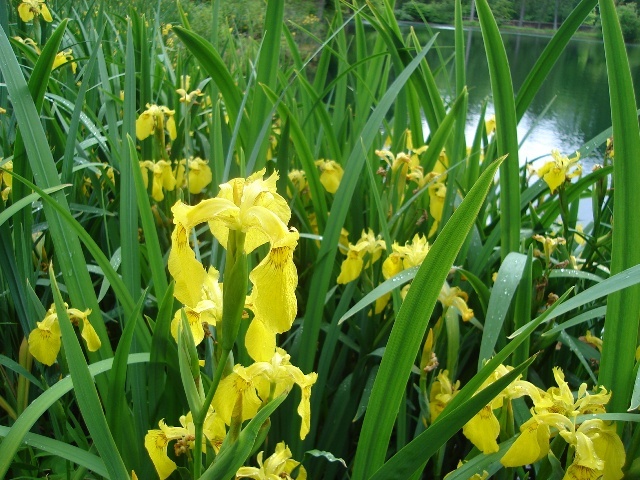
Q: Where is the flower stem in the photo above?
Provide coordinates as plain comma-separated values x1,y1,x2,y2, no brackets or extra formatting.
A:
193,347,231,478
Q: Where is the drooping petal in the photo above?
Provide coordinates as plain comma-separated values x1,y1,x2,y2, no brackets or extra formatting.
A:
249,231,299,334
18,3,35,22
336,249,363,284
28,320,61,366
501,417,550,467
136,111,155,140
213,369,262,424
188,158,212,194
462,405,500,454
81,319,101,352
144,428,177,480
170,308,205,346
168,222,207,307
40,3,52,21
245,315,277,362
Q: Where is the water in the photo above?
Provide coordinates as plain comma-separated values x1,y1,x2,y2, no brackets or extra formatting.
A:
406,26,640,167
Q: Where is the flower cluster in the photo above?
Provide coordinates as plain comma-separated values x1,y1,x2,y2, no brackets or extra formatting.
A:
147,170,317,478
139,157,212,201
431,366,625,479
536,149,582,193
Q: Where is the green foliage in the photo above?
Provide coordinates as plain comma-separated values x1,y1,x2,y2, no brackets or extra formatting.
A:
616,3,640,42
1,0,640,479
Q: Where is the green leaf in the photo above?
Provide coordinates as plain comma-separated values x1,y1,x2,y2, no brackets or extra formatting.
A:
597,0,640,414
0,353,148,478
475,0,520,258
0,426,108,478
49,265,129,479
369,357,535,479
478,252,528,369
351,156,506,479
0,21,113,359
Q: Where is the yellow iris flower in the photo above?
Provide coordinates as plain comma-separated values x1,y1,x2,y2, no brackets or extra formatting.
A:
168,169,298,360
140,160,176,202
1,160,13,201
336,229,386,284
213,348,317,439
173,157,212,194
501,368,624,478
135,104,177,141
236,442,307,480
462,365,529,454
381,234,430,279
145,408,226,480
52,49,77,73
18,0,52,22
537,149,582,193
28,303,99,366
429,369,459,423
315,159,344,194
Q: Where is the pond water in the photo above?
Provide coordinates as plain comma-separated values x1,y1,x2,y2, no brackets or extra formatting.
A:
408,25,640,167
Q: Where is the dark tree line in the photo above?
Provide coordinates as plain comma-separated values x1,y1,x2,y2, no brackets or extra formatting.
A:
395,0,637,31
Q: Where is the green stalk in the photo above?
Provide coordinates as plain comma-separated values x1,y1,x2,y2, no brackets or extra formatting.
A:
475,0,520,258
193,347,231,478
597,0,640,415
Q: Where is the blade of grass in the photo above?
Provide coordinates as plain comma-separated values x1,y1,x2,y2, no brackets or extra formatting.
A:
0,22,114,359
0,426,108,478
596,0,640,414
478,252,528,369
475,0,520,259
294,40,436,447
351,156,506,479
49,264,129,479
0,354,149,478
369,356,535,480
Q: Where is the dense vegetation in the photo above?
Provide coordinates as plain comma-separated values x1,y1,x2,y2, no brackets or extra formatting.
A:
1,0,640,479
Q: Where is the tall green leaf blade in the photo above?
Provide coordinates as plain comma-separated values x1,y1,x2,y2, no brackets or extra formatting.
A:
475,0,520,258
351,156,505,479
0,427,108,477
0,23,113,358
369,357,535,480
0,354,148,477
294,39,436,443
597,0,640,414
49,265,129,479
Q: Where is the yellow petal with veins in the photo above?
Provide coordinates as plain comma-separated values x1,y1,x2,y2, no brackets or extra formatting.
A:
18,3,34,22
144,427,177,480
28,320,61,366
501,417,550,467
249,231,299,334
462,405,500,454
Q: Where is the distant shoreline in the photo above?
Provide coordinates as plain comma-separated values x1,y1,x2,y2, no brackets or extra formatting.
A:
396,20,605,43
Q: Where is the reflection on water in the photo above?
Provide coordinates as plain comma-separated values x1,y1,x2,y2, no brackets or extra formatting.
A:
408,26,640,167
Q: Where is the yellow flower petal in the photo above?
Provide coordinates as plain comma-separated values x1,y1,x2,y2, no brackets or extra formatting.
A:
245,315,277,362
188,158,212,194
212,368,262,424
40,3,52,22
168,221,206,307
249,231,299,334
170,308,206,346
81,319,101,352
28,320,61,366
336,249,363,284
462,405,500,454
144,428,177,480
501,417,550,467
135,112,155,141
18,3,34,22
166,115,177,141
